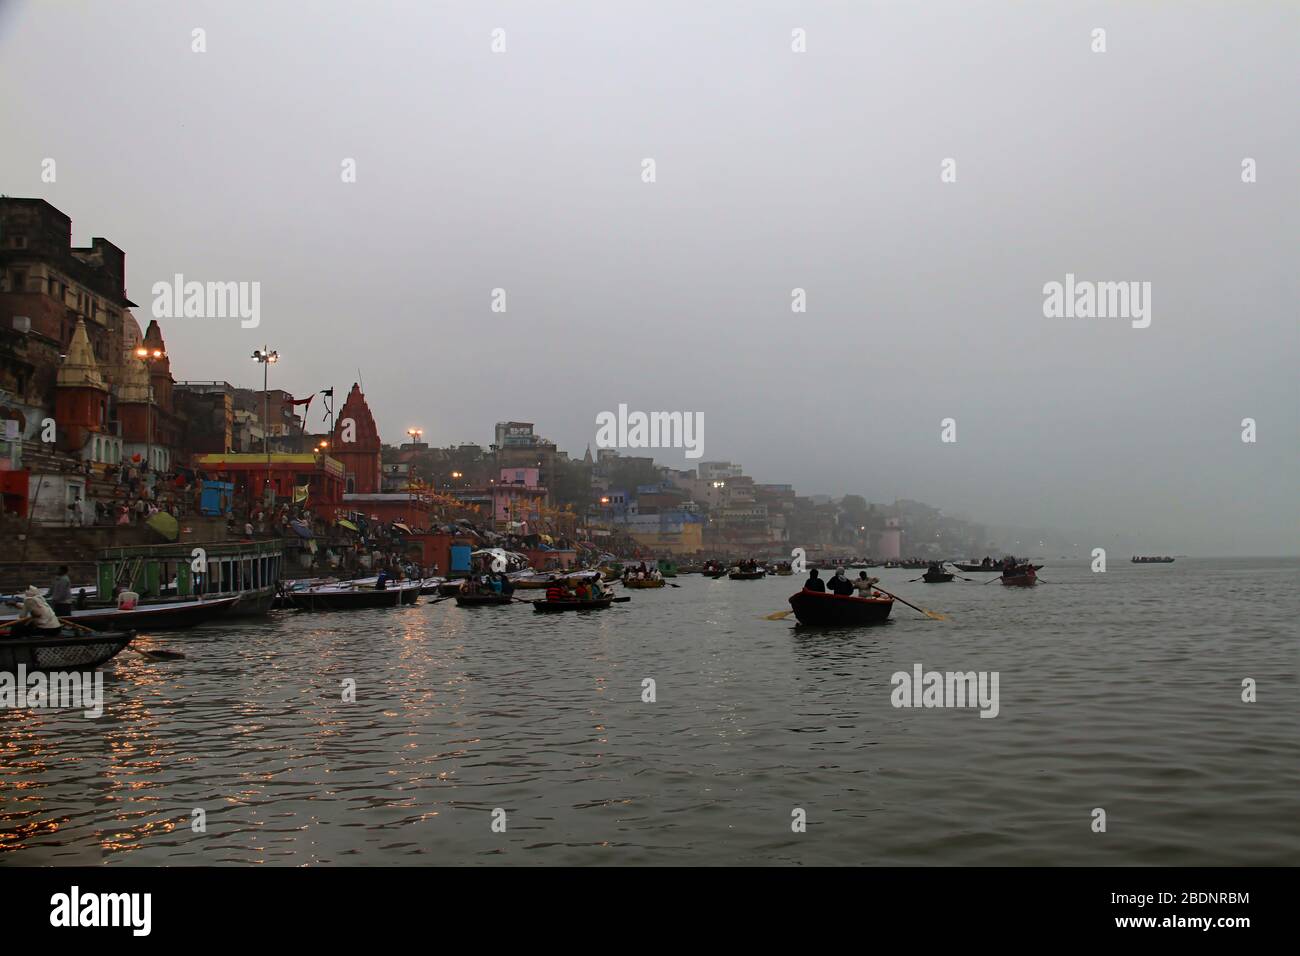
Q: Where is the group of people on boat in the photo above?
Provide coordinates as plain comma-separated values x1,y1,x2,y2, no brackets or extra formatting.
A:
622,562,662,582
544,574,606,603
735,559,763,573
803,568,882,598
463,572,517,597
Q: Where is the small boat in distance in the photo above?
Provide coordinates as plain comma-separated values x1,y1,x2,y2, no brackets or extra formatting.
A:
1000,567,1038,587
922,564,954,583
729,569,766,580
788,589,893,626
1131,556,1175,563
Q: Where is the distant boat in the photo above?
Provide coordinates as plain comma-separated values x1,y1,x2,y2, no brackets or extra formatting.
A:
922,568,954,583
622,578,665,589
1000,568,1038,587
729,569,766,580
1131,556,1175,564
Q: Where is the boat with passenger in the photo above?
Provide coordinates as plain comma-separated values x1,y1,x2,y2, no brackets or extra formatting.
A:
787,589,893,626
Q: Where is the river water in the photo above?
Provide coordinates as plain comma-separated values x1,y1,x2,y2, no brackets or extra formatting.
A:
2,557,1296,866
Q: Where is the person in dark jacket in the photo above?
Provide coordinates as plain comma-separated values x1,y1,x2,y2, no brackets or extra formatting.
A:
828,569,855,596
804,568,826,593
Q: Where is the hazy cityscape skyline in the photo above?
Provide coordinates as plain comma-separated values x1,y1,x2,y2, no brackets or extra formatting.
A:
2,0,1295,555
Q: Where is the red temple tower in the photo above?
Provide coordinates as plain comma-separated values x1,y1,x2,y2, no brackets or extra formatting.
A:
53,319,109,454
330,382,381,494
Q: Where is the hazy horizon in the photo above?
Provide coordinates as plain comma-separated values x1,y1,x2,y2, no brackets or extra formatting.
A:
2,0,1295,555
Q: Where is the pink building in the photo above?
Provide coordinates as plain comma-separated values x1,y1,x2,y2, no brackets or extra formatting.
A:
492,467,546,530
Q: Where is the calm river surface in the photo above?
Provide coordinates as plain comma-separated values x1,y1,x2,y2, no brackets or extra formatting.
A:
2,558,1296,866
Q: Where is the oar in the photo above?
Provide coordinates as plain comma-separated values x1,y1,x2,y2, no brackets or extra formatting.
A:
866,586,949,622
60,617,186,661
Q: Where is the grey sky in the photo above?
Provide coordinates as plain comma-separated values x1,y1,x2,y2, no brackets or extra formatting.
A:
2,0,1296,554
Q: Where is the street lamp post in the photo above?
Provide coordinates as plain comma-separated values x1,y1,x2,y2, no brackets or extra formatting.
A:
252,347,279,505
135,344,166,475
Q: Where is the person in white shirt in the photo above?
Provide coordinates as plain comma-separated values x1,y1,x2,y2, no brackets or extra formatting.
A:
852,572,881,598
7,586,63,636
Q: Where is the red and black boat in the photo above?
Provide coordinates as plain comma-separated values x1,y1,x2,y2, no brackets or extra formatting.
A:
1000,568,1038,587
787,589,893,626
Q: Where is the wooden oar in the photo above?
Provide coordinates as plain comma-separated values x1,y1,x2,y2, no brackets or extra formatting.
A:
59,617,186,661
864,586,949,622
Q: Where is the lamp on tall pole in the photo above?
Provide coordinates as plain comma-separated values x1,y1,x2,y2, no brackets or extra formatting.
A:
134,343,166,475
251,347,279,505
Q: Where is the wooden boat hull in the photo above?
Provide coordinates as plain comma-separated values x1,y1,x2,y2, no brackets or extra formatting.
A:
922,573,954,583
0,627,135,671
437,580,465,596
455,593,514,607
533,598,614,612
1000,575,1037,587
622,578,665,589
729,571,766,580
289,584,419,610
788,590,893,627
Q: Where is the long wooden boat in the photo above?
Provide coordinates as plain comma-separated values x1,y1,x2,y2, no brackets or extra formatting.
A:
729,570,766,580
455,592,515,607
788,589,893,626
0,595,241,631
954,562,1043,573
288,581,420,610
532,596,615,613
0,626,135,671
1131,556,1175,564
622,578,665,589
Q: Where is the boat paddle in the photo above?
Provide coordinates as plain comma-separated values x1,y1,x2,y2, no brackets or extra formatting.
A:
860,586,949,621
59,617,186,661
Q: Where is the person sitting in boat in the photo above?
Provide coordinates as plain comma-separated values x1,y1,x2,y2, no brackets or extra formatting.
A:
499,574,515,598
489,575,503,594
376,569,389,590
7,586,63,637
545,581,566,602
828,569,855,596
804,568,827,593
853,572,881,597
117,588,139,610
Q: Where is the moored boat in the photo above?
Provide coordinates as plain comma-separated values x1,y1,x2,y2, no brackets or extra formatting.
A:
288,581,420,610
0,595,242,631
0,626,136,671
787,589,893,626
532,596,615,613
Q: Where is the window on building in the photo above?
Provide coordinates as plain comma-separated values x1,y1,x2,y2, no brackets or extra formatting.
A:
10,269,26,292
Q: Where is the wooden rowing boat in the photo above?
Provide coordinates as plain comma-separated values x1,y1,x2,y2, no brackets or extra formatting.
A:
1000,572,1038,587
532,597,615,613
0,626,135,671
622,578,665,589
921,570,954,583
787,589,893,626
729,570,766,580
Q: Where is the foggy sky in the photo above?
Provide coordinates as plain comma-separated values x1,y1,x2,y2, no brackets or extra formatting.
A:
2,0,1296,555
